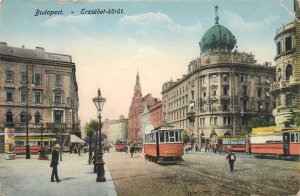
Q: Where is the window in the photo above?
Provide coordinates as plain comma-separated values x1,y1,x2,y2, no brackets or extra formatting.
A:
211,75,217,82
203,91,207,98
285,36,292,51
242,86,247,96
223,86,228,96
54,74,62,85
54,92,62,104
258,102,263,111
223,117,231,125
20,90,27,102
257,75,262,83
212,89,217,96
223,102,228,111
286,94,293,107
54,110,63,123
6,71,14,82
34,112,41,123
222,74,228,81
201,76,206,84
169,131,175,142
257,88,262,98
20,111,27,124
34,91,42,103
160,131,165,143
20,72,27,83
265,77,270,84
265,89,270,97
34,73,42,84
191,90,194,100
243,100,247,110
276,41,281,55
277,68,281,81
240,74,247,82
210,117,217,125
6,110,13,123
286,64,293,81
165,131,169,142
200,118,205,126
6,90,13,101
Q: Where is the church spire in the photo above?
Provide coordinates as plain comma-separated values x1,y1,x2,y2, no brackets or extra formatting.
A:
136,70,140,86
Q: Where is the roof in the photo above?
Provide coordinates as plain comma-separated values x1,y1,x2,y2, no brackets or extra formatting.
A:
70,134,86,144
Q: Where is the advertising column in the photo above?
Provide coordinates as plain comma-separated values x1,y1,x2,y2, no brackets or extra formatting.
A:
4,127,15,160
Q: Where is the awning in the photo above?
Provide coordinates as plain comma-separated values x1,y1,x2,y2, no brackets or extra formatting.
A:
70,134,86,144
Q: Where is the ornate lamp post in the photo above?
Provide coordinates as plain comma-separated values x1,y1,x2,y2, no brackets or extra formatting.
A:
92,88,106,182
38,118,48,160
25,114,32,159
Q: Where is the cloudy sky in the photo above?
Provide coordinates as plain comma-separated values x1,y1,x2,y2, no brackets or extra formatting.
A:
0,0,295,129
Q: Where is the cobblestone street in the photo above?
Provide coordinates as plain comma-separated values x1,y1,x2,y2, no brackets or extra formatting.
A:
104,150,300,196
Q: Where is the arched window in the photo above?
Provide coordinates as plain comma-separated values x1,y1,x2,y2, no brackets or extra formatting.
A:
277,68,281,81
20,111,27,124
286,64,293,80
35,112,41,123
6,110,13,123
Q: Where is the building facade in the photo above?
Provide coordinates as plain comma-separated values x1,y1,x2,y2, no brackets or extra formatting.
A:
108,115,128,144
141,98,164,138
0,43,80,153
162,7,275,147
271,0,300,126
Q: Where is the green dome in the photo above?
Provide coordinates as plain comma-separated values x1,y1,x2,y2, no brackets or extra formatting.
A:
199,24,237,54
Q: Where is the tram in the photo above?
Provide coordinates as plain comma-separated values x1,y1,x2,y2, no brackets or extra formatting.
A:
218,136,249,153
144,125,184,164
250,129,300,159
14,137,51,155
114,140,127,152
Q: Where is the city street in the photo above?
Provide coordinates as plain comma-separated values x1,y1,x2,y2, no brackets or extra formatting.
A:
0,154,116,196
0,150,299,196
104,150,300,196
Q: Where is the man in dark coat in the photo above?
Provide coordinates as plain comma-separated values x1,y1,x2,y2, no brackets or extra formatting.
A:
226,151,236,172
50,144,61,182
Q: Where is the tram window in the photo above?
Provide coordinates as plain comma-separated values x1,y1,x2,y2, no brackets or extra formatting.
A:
165,132,169,142
175,131,179,142
44,141,49,146
296,133,299,142
230,140,236,144
169,131,175,142
15,141,24,146
238,140,245,144
29,141,37,145
160,132,164,143
223,140,230,144
291,134,295,143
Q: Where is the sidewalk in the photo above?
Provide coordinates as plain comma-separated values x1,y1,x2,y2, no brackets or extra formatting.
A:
0,153,117,196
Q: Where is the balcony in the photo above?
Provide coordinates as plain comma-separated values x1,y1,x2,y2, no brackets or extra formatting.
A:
186,111,195,122
50,102,66,108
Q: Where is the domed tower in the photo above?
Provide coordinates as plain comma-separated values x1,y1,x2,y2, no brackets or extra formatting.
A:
271,0,300,126
199,5,237,55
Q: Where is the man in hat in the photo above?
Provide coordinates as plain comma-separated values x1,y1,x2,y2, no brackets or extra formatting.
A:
50,144,61,182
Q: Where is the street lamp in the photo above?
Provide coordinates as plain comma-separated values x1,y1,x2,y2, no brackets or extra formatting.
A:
92,88,106,182
25,113,32,159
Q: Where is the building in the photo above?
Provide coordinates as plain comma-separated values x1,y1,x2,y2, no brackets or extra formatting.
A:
127,72,159,143
162,6,275,147
0,43,80,153
271,0,300,126
141,98,164,138
108,115,128,144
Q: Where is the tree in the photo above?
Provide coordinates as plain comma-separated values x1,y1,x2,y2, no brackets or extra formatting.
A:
245,116,273,133
285,112,300,127
183,131,190,145
84,119,98,164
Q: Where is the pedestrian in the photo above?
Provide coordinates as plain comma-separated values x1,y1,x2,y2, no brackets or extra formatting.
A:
77,145,81,156
130,144,134,158
226,151,236,172
50,144,61,183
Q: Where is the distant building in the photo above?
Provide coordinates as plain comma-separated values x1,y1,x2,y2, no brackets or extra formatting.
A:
127,72,160,143
108,115,128,144
162,6,275,147
141,98,164,138
271,0,300,126
0,42,80,153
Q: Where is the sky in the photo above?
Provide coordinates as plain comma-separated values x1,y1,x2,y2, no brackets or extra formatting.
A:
0,0,295,131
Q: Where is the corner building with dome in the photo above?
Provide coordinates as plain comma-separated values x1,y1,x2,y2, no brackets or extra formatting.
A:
162,7,275,147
